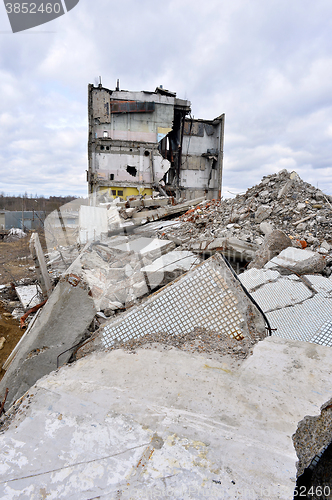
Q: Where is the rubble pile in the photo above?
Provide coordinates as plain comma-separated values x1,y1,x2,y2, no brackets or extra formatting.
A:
96,327,257,362
158,170,332,274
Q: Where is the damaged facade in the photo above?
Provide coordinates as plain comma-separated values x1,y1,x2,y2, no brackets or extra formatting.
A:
87,83,225,200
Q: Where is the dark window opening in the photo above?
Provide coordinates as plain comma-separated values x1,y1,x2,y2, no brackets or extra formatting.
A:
100,145,104,150
106,146,110,151
126,166,137,177
118,190,124,196
144,150,150,157
110,174,114,181
111,189,116,196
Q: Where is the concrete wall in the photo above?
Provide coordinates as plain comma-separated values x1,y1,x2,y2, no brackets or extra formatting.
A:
180,118,223,199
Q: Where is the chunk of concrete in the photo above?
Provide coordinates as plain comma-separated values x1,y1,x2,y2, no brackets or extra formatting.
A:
141,250,200,288
0,268,96,409
265,247,327,274
259,221,274,235
205,237,257,261
112,237,175,259
15,284,43,310
255,204,272,223
29,233,52,298
79,205,108,244
248,230,292,269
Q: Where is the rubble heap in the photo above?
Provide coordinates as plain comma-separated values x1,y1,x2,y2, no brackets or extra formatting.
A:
159,169,332,275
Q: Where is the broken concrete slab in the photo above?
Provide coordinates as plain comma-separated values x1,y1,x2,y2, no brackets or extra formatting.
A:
250,277,313,312
239,267,332,344
79,205,108,244
29,233,52,298
238,268,281,291
1,336,332,499
187,236,258,261
112,236,175,258
0,268,96,409
140,250,200,287
265,247,327,274
15,284,43,310
248,230,292,269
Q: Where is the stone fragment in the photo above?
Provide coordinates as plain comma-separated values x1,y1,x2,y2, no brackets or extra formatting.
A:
278,179,293,198
248,230,293,269
255,205,272,223
125,264,133,277
265,247,327,274
133,281,149,297
259,221,274,235
320,240,331,251
0,337,5,350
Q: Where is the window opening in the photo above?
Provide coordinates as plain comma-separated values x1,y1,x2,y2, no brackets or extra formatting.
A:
126,166,137,177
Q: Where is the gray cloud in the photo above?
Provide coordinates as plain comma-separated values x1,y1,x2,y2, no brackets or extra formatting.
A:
0,0,332,196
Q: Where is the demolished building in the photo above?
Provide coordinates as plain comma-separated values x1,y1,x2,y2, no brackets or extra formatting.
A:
87,83,225,201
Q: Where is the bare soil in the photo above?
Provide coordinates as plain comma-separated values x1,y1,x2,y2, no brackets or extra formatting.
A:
0,304,25,383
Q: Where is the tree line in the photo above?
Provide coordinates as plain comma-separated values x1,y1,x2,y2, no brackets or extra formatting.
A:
0,194,77,213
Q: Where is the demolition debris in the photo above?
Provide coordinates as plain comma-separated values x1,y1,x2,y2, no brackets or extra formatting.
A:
0,168,332,499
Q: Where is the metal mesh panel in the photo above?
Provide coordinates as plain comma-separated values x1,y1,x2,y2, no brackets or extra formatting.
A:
251,278,312,313
310,321,332,347
102,259,245,348
304,275,332,294
239,269,280,293
267,293,332,342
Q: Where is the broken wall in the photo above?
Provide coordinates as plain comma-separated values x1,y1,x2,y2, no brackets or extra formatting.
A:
180,116,224,199
88,84,224,200
88,86,185,197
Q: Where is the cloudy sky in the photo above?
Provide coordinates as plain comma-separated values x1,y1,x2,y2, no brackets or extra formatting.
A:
0,0,332,198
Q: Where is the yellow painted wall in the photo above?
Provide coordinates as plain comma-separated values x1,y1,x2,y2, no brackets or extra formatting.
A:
98,186,153,199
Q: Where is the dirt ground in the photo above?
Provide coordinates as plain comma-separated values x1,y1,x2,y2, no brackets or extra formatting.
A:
0,232,46,384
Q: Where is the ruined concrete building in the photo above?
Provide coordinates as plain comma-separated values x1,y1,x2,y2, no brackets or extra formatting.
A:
88,82,225,200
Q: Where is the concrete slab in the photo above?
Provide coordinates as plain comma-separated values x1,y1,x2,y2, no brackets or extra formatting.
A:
112,237,174,257
239,268,281,292
29,233,52,298
1,337,332,499
251,277,313,312
0,268,96,409
304,274,332,293
266,293,332,342
140,250,200,287
264,247,327,274
15,284,43,310
79,205,108,244
240,268,332,344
